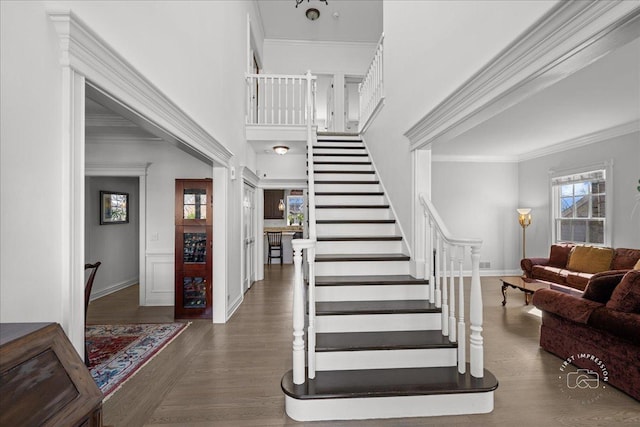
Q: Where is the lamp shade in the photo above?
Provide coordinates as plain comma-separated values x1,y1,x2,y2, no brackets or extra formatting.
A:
516,208,531,215
278,199,285,211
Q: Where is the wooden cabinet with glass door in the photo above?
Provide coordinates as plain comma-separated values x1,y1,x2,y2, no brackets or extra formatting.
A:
175,179,213,319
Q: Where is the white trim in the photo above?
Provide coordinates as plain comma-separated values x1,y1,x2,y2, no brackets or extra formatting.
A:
241,166,260,187
432,155,519,163
85,162,149,306
213,166,229,323
90,278,138,301
548,160,614,247
264,38,377,50
405,1,640,151
227,293,243,321
259,179,308,189
144,251,174,306
519,121,640,161
48,10,233,167
358,97,384,134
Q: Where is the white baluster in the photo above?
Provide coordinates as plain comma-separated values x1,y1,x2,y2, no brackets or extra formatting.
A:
285,78,289,125
457,251,466,374
470,245,484,378
434,234,441,309
292,244,305,384
441,242,448,336
449,247,456,343
277,77,282,124
423,212,430,302
429,220,435,303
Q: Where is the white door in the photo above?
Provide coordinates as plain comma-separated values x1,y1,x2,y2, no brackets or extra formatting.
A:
243,184,256,293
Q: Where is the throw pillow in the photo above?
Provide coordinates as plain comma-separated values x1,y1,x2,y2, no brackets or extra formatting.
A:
566,246,614,274
548,243,574,268
634,258,640,271
582,273,625,303
606,270,640,313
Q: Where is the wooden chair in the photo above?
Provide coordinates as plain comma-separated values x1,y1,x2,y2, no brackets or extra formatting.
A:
84,262,101,366
267,232,283,265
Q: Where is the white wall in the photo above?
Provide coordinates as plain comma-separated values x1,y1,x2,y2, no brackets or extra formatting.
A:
518,132,640,258
85,177,139,299
432,161,521,273
256,153,307,181
364,0,557,253
1,1,263,336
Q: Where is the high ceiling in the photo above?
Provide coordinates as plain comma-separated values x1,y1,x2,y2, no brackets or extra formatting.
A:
256,0,382,43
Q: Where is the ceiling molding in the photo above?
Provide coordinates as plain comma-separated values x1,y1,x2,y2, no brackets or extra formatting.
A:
405,1,640,151
48,10,234,167
432,154,518,164
519,120,640,162
264,38,377,50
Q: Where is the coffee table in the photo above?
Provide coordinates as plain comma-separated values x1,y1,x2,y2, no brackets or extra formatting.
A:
500,276,550,306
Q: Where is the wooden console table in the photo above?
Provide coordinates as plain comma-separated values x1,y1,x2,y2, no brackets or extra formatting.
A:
0,323,103,426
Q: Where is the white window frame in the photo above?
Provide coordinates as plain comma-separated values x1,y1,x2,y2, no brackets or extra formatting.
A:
549,160,613,247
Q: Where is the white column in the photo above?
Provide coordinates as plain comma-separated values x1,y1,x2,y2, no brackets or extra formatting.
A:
292,244,306,384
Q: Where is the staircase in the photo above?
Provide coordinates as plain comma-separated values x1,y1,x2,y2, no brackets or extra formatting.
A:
281,134,498,422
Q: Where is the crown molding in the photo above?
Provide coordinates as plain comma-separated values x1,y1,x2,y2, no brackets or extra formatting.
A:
264,38,377,50
406,1,640,151
519,121,640,162
48,10,234,167
432,154,519,163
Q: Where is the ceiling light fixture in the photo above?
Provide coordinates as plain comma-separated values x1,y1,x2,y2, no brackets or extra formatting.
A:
273,145,289,155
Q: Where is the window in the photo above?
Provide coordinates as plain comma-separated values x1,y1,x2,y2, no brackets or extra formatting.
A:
286,195,304,226
551,168,608,245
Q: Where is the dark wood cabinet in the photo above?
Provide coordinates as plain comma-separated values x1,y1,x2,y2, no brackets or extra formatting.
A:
264,189,284,219
175,179,213,319
0,323,103,427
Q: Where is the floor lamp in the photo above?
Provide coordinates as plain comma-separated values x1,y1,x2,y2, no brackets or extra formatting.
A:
517,208,532,259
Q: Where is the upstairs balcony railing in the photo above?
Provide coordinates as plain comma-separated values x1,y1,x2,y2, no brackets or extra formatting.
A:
246,72,316,126
419,193,485,378
359,33,384,132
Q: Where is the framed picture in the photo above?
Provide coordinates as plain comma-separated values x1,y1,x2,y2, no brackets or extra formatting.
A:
100,191,129,224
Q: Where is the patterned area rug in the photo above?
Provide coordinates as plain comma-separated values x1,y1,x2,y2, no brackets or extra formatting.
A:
87,323,189,400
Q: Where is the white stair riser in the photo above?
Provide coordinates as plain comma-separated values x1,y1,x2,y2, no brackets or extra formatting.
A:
316,240,403,255
285,391,494,421
316,208,391,221
313,155,369,163
315,183,381,193
316,222,397,236
315,284,428,301
314,148,367,155
316,260,410,276
314,163,372,172
316,348,457,371
317,136,362,142
315,195,385,205
314,173,377,181
315,313,441,333
315,142,364,148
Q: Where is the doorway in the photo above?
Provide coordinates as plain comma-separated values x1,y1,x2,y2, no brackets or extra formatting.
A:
243,183,257,293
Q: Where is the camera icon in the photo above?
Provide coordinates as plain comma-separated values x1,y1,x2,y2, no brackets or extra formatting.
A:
566,369,600,389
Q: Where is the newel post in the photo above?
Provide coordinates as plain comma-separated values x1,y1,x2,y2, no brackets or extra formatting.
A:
292,243,306,384
469,245,484,378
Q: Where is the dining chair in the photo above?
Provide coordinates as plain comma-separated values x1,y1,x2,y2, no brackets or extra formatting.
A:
267,232,283,265
84,262,101,366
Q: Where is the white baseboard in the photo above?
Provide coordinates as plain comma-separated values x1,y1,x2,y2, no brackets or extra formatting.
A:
90,277,138,301
227,292,243,321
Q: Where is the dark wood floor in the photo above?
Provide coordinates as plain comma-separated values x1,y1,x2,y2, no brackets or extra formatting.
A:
87,266,640,426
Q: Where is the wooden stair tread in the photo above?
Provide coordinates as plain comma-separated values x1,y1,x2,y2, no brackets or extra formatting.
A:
282,365,498,400
317,236,402,242
316,300,438,315
316,205,389,209
315,192,383,196
314,170,375,174
315,180,379,184
315,254,409,262
315,275,427,285
316,331,455,352
316,219,395,224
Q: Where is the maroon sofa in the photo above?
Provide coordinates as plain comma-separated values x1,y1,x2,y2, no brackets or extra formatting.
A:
532,270,640,401
521,244,640,292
